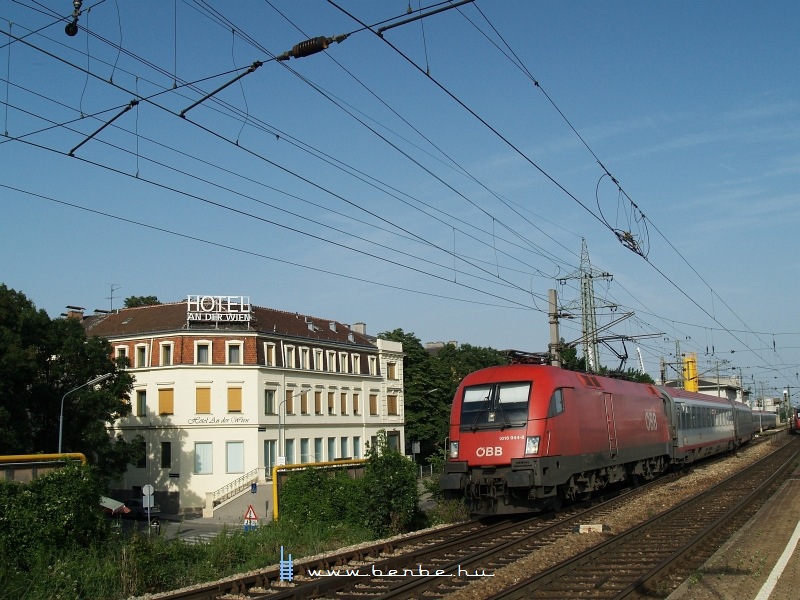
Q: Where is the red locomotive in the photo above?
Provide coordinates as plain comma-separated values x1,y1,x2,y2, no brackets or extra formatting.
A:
440,364,754,516
790,407,800,435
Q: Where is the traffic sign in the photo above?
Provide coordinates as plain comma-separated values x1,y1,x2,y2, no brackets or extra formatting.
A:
244,504,259,531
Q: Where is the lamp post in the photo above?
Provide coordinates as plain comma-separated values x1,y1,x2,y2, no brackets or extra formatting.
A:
58,372,113,454
277,399,287,465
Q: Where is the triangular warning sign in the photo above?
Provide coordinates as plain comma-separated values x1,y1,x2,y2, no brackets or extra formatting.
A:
244,504,258,521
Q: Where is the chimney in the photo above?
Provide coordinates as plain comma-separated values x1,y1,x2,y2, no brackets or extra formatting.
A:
352,322,367,335
64,305,85,320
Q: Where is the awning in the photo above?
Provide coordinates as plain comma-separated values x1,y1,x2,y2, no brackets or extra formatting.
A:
100,496,130,515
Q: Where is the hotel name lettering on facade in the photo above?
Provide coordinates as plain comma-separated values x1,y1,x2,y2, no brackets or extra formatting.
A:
186,295,252,322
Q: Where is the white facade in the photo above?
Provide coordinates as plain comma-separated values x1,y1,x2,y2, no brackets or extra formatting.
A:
84,301,404,514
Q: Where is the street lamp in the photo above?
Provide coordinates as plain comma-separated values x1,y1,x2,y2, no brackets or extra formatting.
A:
58,372,113,454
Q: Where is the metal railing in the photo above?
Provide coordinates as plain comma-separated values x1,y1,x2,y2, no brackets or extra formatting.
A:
211,467,260,506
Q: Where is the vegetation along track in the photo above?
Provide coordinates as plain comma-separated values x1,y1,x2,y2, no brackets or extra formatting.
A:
141,468,688,600
487,436,800,600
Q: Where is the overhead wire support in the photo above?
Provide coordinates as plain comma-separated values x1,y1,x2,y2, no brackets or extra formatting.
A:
275,34,349,61
376,0,476,36
180,60,263,117
69,99,138,156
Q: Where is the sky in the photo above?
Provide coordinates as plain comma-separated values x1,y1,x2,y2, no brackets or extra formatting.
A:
1,1,799,402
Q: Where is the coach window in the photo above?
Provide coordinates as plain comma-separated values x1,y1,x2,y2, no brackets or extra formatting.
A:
547,389,565,417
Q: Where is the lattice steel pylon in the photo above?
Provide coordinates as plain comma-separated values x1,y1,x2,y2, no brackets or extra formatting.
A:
559,239,613,372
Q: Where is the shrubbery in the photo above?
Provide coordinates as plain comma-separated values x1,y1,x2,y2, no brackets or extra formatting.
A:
280,430,424,537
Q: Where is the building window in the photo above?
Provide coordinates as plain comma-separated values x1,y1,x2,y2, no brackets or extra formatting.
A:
194,442,212,474
327,391,336,415
161,442,171,469
227,342,242,365
353,436,362,458
340,437,349,460
387,362,397,380
327,437,336,461
300,390,309,415
135,345,147,368
351,354,360,374
314,349,323,370
285,389,295,414
314,390,322,414
135,438,146,468
116,346,127,361
160,343,173,366
340,392,348,415
196,387,211,414
226,441,244,473
314,438,323,462
326,350,336,372
369,356,377,376
264,439,277,475
227,387,242,413
285,439,295,464
265,343,276,367
388,394,398,415
284,345,296,368
300,438,310,463
300,347,309,369
264,389,276,414
369,394,378,416
159,388,174,415
339,352,349,374
196,342,210,365
136,390,147,417
353,393,360,415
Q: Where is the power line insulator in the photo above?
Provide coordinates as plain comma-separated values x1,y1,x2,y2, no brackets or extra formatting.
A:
292,36,329,58
277,34,348,61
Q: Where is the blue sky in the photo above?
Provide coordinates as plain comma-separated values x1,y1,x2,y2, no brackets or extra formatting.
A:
2,1,798,401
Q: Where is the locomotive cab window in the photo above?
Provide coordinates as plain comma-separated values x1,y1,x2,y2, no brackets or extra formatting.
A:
460,381,530,430
547,389,565,418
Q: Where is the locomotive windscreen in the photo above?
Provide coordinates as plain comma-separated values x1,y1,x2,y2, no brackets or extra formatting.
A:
460,381,531,430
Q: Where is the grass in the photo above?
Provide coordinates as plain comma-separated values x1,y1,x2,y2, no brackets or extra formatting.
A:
0,519,375,600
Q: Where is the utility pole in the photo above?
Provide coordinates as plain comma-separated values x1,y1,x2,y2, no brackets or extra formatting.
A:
548,289,561,367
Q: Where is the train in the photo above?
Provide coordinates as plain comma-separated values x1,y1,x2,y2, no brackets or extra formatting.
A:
789,407,800,434
439,364,758,516
752,410,778,432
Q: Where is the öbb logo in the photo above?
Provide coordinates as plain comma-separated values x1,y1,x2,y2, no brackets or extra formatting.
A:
475,446,503,457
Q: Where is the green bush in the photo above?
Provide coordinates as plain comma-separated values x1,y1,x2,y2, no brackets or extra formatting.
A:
0,463,106,571
361,431,421,536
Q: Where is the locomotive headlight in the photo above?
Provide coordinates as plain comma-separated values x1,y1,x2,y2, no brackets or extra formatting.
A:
449,441,459,459
525,436,540,455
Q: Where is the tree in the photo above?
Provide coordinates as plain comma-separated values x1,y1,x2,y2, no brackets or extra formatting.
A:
377,329,444,453
377,330,509,461
0,284,135,481
124,295,161,308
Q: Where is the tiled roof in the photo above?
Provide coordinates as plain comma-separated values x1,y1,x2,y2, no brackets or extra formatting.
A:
81,301,374,347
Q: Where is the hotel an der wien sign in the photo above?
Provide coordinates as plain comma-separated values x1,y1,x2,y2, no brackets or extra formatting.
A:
186,295,251,322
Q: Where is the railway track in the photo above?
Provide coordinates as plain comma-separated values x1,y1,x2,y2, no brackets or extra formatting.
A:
143,470,682,599
487,436,800,600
